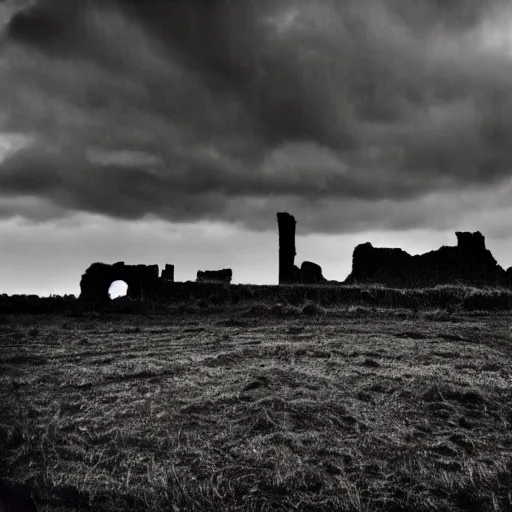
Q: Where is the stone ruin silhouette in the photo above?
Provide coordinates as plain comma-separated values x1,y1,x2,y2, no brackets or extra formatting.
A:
197,269,232,283
79,262,161,301
277,212,328,284
79,261,235,301
161,264,175,282
277,213,512,287
78,211,512,300
345,231,511,287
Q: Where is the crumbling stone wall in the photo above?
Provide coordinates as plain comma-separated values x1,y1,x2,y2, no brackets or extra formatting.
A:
79,262,160,301
161,264,174,282
196,269,233,283
301,261,327,284
345,231,509,287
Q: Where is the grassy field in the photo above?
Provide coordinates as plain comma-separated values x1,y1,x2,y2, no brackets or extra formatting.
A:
1,306,512,511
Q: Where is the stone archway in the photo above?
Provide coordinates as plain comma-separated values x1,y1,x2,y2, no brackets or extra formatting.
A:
79,262,160,301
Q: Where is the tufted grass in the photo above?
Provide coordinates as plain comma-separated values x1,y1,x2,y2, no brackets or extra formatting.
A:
1,309,512,511
3,283,512,314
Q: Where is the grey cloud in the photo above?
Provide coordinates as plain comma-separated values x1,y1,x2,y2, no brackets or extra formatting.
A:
385,0,507,34
1,0,512,233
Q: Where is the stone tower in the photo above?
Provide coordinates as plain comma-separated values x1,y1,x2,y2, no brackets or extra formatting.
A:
277,212,297,284
455,232,486,253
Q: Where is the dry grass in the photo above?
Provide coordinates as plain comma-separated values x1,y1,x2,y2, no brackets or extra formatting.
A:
4,282,512,315
1,308,511,511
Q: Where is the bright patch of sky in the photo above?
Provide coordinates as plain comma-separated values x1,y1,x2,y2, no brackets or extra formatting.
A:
109,280,127,298
479,6,512,56
0,133,32,163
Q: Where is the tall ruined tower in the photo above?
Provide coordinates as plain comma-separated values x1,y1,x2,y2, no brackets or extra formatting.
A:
277,212,297,284
455,231,486,253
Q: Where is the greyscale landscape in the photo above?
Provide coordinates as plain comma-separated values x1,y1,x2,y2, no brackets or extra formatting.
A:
2,0,512,511
2,212,512,511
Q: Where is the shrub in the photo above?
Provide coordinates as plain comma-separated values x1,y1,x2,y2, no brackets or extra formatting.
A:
300,301,326,316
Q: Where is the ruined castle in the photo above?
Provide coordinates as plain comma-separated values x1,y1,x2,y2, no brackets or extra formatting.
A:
345,232,510,288
78,262,234,301
78,212,512,300
277,212,511,287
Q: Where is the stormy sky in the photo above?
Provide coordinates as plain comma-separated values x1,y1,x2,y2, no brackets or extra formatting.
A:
2,0,512,295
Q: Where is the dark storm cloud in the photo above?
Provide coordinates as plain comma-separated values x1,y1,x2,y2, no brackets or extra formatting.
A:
1,0,512,233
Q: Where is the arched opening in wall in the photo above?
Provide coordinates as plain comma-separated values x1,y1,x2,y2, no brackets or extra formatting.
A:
109,280,128,299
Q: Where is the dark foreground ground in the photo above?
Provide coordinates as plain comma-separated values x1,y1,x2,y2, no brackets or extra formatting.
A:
1,307,511,511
